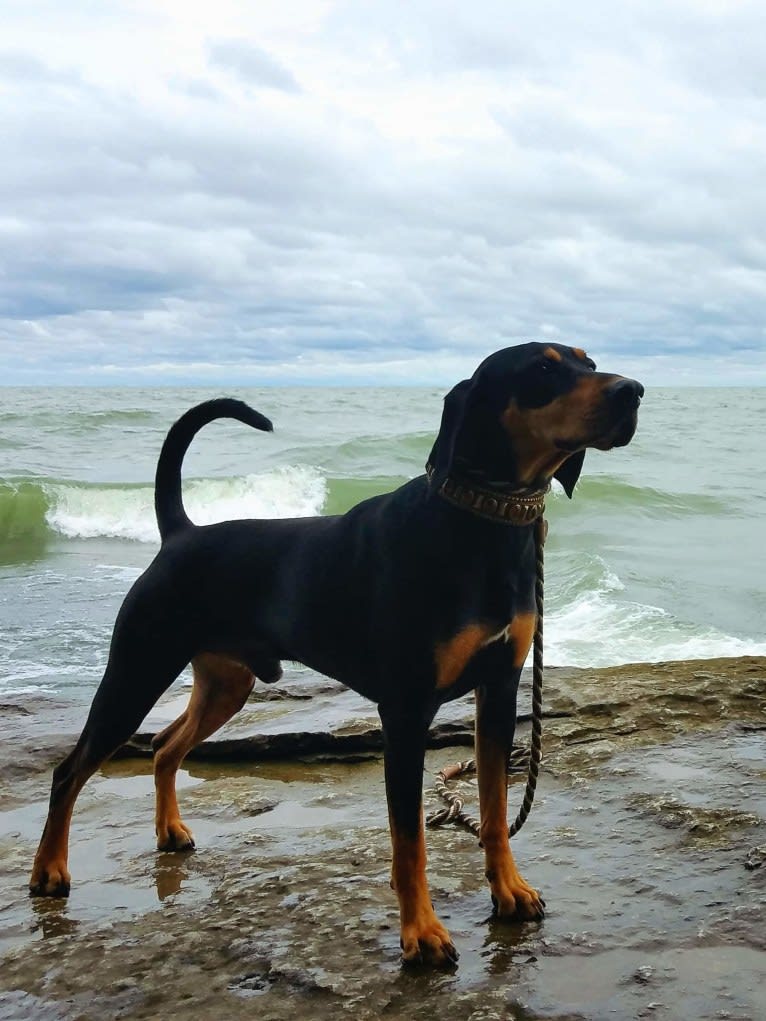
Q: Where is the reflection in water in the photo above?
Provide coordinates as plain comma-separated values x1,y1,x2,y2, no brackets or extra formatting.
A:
153,852,195,901
31,897,79,940
482,915,541,976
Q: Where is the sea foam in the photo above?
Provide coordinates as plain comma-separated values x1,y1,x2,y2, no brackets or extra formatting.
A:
544,560,766,667
8,466,765,674
45,466,327,543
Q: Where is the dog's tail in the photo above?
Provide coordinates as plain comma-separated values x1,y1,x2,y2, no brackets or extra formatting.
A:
155,398,273,542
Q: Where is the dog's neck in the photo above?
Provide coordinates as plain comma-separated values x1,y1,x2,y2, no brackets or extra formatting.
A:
425,461,548,525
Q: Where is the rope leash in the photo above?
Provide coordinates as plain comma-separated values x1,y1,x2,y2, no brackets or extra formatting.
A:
427,514,546,838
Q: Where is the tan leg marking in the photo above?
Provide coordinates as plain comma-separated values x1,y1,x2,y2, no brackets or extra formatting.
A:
475,688,545,921
389,815,457,966
30,779,84,897
153,654,254,851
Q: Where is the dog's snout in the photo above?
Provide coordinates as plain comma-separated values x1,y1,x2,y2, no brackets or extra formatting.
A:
608,378,644,408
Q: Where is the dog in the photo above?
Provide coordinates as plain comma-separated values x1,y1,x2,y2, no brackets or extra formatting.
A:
30,342,642,966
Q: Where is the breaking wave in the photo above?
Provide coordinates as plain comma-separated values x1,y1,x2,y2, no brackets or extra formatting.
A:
1,467,763,671
544,552,766,667
0,467,328,545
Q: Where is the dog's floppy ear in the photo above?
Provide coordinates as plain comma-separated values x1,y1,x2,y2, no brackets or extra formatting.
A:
553,450,586,498
427,378,472,488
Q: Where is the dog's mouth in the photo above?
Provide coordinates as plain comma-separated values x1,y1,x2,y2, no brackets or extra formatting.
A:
557,384,642,453
592,406,640,450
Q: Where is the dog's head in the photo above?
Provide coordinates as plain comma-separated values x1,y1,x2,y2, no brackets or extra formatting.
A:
429,342,643,497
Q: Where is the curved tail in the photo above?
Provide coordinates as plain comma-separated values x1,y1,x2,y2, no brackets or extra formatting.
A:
154,398,273,542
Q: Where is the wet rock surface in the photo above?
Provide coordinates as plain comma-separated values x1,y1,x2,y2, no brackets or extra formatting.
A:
1,657,765,1020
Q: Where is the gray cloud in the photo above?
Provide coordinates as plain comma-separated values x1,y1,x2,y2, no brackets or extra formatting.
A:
208,39,301,93
1,2,765,385
0,48,83,86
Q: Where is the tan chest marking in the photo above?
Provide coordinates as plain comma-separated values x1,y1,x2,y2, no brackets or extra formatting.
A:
434,612,537,689
435,624,494,689
503,612,536,668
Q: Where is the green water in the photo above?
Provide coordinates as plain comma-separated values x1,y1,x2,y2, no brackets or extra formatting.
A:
0,385,764,703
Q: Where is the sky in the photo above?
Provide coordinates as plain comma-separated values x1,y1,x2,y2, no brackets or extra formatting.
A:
2,0,766,386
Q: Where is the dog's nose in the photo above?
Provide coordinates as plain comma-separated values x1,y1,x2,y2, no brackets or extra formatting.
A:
608,378,644,408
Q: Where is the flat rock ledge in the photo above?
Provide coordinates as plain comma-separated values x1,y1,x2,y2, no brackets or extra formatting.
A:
1,656,764,1021
115,654,766,764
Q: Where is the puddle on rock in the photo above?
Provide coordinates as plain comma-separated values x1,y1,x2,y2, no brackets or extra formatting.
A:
2,712,764,1020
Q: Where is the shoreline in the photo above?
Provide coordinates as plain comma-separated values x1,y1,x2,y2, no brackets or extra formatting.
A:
2,655,765,1020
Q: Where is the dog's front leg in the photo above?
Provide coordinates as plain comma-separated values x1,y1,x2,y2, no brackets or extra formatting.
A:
475,680,545,921
379,705,458,967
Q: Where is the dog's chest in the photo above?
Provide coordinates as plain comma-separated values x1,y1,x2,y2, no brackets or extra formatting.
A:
434,612,536,691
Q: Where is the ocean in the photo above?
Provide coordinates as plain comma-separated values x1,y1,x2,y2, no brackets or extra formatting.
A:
1,385,765,712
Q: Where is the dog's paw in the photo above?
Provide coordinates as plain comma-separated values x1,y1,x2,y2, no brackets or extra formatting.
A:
487,866,545,921
29,860,71,898
400,915,459,968
156,819,196,852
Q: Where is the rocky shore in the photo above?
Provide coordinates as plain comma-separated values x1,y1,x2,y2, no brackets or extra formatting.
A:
1,657,764,1020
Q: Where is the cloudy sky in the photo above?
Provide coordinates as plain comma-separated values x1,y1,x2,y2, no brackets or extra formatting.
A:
2,0,765,385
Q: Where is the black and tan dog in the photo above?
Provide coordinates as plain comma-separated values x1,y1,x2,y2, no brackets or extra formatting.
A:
30,342,642,965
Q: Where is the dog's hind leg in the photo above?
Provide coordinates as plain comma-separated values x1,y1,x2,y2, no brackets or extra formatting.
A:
30,642,189,898
153,654,255,851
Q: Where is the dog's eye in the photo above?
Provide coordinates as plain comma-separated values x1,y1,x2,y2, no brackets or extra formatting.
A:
517,361,559,408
